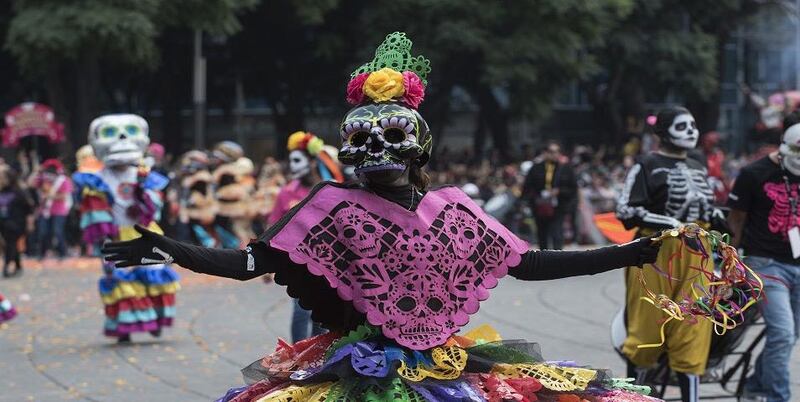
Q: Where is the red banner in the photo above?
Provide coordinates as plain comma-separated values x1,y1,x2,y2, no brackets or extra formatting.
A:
2,102,64,147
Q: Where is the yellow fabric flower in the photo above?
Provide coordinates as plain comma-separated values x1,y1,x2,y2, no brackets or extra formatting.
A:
287,131,308,151
306,136,324,156
363,68,405,102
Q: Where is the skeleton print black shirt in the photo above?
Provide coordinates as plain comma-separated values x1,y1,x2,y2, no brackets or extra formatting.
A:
617,153,715,233
727,156,800,263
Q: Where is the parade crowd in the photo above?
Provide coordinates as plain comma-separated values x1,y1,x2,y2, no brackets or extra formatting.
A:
0,130,775,268
0,107,793,402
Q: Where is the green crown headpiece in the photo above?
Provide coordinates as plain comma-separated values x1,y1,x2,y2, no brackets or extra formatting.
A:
351,32,431,85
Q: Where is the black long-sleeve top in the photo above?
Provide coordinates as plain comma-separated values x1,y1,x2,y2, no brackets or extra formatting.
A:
166,235,648,282
167,183,650,282
522,161,578,211
616,153,715,233
154,182,652,331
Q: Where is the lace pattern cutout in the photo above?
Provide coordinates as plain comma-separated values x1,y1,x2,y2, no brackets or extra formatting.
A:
255,382,331,402
351,32,431,84
397,345,468,382
492,363,597,392
293,200,518,350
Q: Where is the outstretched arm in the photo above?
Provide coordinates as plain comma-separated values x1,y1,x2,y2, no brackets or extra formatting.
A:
509,235,660,281
102,225,281,281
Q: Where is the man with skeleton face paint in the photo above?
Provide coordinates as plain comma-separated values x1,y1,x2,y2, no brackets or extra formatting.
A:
73,114,179,343
727,112,800,402
616,106,723,402
102,33,665,401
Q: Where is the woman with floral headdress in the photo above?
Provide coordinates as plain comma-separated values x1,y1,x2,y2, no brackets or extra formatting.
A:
270,131,343,343
103,33,666,401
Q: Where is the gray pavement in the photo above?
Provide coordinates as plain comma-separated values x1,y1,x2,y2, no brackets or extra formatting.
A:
0,257,797,401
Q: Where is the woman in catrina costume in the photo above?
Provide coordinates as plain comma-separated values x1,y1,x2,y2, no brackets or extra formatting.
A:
103,33,666,401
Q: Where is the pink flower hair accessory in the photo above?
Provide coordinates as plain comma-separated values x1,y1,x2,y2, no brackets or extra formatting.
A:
402,71,425,109
346,73,369,105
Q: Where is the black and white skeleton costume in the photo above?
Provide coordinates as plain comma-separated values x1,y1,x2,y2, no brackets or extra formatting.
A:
616,106,719,402
617,153,716,233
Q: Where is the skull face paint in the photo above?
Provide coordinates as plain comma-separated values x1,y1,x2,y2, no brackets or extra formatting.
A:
88,114,150,167
338,103,431,174
780,124,800,176
667,113,699,150
288,150,311,180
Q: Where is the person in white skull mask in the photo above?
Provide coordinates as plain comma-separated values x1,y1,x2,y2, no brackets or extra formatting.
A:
616,106,725,402
779,123,800,176
72,114,179,343
727,112,800,402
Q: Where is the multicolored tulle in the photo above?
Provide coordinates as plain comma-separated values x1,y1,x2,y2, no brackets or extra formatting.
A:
99,264,179,337
216,325,661,402
0,292,17,323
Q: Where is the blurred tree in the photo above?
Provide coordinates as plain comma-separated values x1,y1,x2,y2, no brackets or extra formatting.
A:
358,0,634,162
588,0,778,147
220,0,636,161
226,0,360,155
5,0,256,148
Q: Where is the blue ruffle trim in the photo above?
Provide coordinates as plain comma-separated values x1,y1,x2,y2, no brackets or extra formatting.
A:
72,172,114,204
143,171,169,191
79,210,114,228
98,266,180,294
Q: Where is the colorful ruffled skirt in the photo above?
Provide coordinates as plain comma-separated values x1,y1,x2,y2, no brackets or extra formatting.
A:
0,291,16,323
99,263,180,337
216,324,661,402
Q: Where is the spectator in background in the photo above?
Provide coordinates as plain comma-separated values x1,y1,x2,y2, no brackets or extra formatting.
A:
522,141,577,249
145,142,168,176
728,114,800,402
31,159,72,260
0,165,34,277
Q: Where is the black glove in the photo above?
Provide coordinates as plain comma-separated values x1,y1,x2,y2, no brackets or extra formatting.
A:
102,225,179,268
631,233,661,267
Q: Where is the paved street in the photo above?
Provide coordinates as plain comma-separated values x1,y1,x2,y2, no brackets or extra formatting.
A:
0,257,797,401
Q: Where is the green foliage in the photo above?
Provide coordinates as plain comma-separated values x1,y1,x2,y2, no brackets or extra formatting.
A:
358,0,634,119
155,0,259,35
5,0,257,74
6,0,159,72
597,0,722,102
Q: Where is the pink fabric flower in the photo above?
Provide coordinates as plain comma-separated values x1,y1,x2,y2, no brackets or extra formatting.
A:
402,71,425,109
346,73,369,105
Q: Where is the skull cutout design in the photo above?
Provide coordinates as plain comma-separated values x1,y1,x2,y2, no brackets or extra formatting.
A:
443,209,481,259
275,192,529,350
334,206,384,258
339,103,431,174
667,113,699,150
88,114,150,167
382,269,461,348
